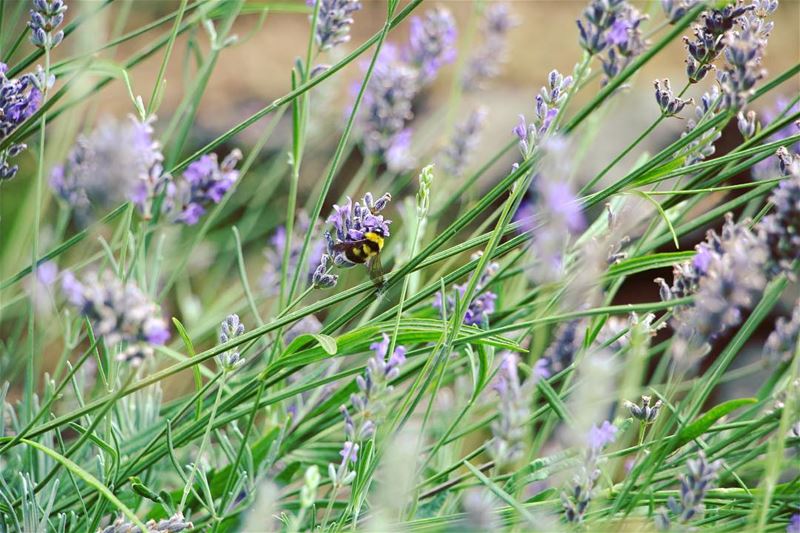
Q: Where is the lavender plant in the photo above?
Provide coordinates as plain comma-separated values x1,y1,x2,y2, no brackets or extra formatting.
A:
1,0,798,531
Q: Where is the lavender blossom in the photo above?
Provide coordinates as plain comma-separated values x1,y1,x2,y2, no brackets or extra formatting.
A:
655,451,722,530
0,63,48,180
29,0,67,49
669,214,769,364
577,0,648,83
460,489,500,532
261,211,326,295
514,70,573,161
661,0,697,24
752,98,800,180
489,353,530,469
62,270,169,366
562,420,618,523
323,191,392,282
433,252,498,327
97,513,193,533
441,107,486,178
737,109,758,138
332,333,406,487
764,301,800,363
758,149,800,275
534,320,583,381
50,116,162,220
654,79,693,117
717,2,777,110
358,45,419,172
171,149,241,225
462,3,518,91
789,514,800,533
308,0,362,51
405,7,457,85
683,2,754,83
122,116,171,220
217,314,246,373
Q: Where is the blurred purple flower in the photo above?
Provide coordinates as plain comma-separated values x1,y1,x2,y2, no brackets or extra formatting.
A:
172,149,241,225
433,252,499,327
588,420,618,451
1,63,48,181
788,514,800,533
406,7,457,84
489,353,530,468
441,107,486,178
262,211,326,295
462,3,518,91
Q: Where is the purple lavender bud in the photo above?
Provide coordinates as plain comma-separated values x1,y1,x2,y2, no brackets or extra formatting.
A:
489,353,530,469
172,149,241,225
308,0,362,51
625,395,663,423
339,441,359,464
261,211,327,293
61,270,170,366
217,314,246,372
759,150,800,275
462,3,519,91
406,7,457,85
562,418,617,523
656,451,722,528
534,320,582,382
28,0,67,49
788,514,800,533
737,109,758,138
752,98,800,180
654,79,693,117
765,301,800,363
661,0,697,25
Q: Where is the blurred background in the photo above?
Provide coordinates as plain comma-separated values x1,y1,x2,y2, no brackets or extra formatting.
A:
1,0,798,399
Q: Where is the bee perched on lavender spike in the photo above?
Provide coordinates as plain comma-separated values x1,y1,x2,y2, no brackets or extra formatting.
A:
324,192,392,289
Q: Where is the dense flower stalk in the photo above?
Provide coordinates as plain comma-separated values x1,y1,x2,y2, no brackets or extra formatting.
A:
655,451,722,530
405,7,457,85
308,0,362,51
29,0,67,49
358,45,419,172
62,270,169,366
433,252,498,326
0,63,49,180
683,2,754,83
170,149,241,225
758,149,800,275
97,513,193,533
562,421,618,523
577,0,648,83
534,319,583,381
661,214,768,364
125,117,171,220
764,300,800,362
717,2,777,110
462,3,518,91
261,211,326,295
332,334,406,485
50,116,162,219
441,107,486,178
489,353,530,469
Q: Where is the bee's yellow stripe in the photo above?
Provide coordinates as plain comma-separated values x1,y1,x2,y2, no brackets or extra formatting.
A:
364,232,384,250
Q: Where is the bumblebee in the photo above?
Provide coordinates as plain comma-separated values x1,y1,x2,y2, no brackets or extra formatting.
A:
332,227,386,288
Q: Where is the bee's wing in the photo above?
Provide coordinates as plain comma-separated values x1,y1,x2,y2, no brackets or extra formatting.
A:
366,254,385,289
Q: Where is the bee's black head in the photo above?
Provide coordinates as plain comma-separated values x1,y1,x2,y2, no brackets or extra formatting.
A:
370,226,385,237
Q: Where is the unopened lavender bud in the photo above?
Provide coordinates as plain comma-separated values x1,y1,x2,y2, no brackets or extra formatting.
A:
416,164,434,218
216,314,246,373
737,110,758,139
654,78,692,117
300,465,321,508
625,395,663,423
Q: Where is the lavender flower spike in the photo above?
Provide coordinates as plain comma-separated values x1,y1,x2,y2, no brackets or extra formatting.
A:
514,70,573,161
29,0,67,49
406,7,457,85
262,211,326,294
441,107,486,178
98,512,193,533
62,270,169,366
562,420,618,523
655,451,722,530
654,79,693,117
172,149,242,225
217,314,246,373
308,0,362,51
358,45,419,172
489,353,530,469
462,3,518,91
683,2,754,83
1,63,47,180
51,116,163,221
